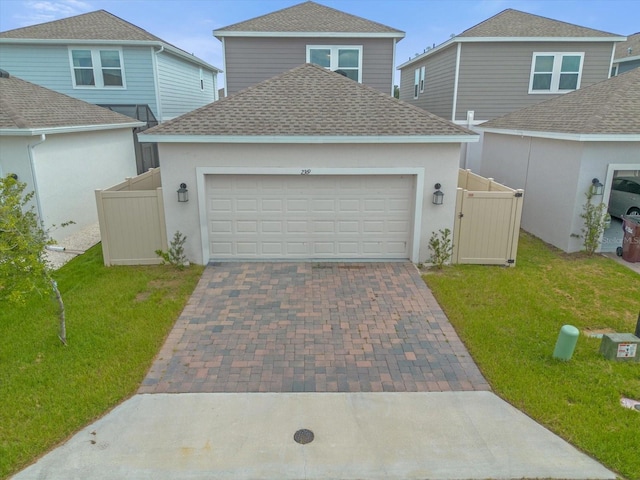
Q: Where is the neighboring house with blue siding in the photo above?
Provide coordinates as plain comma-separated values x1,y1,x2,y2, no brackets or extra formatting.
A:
396,9,625,172
214,1,404,97
0,10,221,172
612,32,640,75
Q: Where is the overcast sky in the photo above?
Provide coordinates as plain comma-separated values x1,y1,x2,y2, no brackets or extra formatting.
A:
1,0,637,86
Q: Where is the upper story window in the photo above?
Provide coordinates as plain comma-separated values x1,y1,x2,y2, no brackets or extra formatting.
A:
414,68,420,98
69,48,125,88
419,66,425,93
529,52,583,94
307,45,362,82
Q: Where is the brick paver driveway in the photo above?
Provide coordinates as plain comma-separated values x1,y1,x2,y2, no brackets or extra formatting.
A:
139,262,489,394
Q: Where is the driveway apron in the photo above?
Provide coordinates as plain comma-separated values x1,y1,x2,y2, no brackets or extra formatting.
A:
139,262,489,394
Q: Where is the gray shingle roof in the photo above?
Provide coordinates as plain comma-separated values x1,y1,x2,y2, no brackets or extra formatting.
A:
214,1,403,36
0,10,163,41
615,32,640,60
0,72,141,130
459,8,621,38
142,63,473,139
481,68,640,136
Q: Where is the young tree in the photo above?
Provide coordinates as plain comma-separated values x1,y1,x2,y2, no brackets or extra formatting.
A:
0,175,67,344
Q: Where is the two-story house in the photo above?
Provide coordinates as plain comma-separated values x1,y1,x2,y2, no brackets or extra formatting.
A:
0,10,222,172
397,9,625,171
214,1,404,97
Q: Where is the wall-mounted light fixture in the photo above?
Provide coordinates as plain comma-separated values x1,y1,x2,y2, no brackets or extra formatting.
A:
433,183,444,205
591,178,604,196
177,183,189,202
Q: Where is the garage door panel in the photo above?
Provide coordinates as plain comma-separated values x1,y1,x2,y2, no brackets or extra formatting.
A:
261,199,283,212
311,199,335,212
237,242,258,255
261,221,283,233
211,199,232,212
388,221,410,233
286,221,307,233
206,175,413,259
338,221,359,233
312,221,336,233
236,221,258,233
338,199,360,211
286,242,309,255
314,242,335,254
286,199,308,212
211,242,233,255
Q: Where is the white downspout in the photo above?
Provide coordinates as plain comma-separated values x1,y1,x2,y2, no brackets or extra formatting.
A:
221,37,228,98
452,42,461,122
152,45,165,121
27,133,46,225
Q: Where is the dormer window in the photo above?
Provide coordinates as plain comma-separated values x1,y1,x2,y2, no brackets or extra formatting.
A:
307,45,362,82
69,48,125,88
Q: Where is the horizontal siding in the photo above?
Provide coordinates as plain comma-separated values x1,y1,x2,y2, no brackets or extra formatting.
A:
224,37,394,94
399,46,456,120
157,52,216,121
0,44,158,118
456,41,615,121
617,60,640,74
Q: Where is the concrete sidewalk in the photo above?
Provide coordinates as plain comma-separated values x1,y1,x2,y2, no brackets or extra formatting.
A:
13,392,616,480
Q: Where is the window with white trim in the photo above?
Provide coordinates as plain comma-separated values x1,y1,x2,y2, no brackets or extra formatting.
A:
414,68,420,98
307,45,362,82
529,52,583,94
419,66,425,93
69,48,125,88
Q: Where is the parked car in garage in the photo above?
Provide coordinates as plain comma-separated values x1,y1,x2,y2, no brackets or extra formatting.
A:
608,176,640,218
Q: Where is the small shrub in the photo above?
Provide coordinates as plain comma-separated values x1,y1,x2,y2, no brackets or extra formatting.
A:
156,231,189,268
428,228,453,269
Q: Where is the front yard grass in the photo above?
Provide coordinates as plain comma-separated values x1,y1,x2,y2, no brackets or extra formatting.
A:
424,232,640,480
0,245,204,478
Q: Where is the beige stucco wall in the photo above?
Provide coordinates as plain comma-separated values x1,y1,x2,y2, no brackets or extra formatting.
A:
481,133,640,253
0,129,137,242
157,142,462,265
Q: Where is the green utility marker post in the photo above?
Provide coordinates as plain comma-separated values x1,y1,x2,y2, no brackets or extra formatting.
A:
553,325,579,361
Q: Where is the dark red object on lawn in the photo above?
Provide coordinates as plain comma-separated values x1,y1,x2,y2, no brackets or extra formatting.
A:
621,215,640,263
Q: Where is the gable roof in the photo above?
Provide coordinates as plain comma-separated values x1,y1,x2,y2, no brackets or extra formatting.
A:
0,71,143,135
479,68,640,141
398,8,624,70
614,32,640,63
214,1,404,39
141,63,475,143
0,10,221,72
459,9,621,39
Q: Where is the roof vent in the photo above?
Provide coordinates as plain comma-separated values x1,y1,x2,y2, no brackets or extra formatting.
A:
0,69,10,78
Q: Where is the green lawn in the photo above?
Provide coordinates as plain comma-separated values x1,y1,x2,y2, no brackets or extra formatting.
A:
0,245,204,478
424,232,640,480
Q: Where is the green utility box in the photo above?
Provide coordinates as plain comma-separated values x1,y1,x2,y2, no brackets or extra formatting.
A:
599,333,640,362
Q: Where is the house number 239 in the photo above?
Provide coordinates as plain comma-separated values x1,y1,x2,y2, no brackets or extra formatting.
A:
301,169,311,175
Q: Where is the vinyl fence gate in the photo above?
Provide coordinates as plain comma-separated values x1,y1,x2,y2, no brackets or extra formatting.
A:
95,168,168,266
453,169,524,266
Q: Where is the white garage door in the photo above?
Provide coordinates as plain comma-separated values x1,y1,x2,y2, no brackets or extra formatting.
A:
205,174,414,259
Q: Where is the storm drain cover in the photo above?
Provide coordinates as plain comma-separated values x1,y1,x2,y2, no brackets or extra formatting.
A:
294,429,314,445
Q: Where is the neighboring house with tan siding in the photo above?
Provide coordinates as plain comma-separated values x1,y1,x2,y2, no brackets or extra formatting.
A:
397,9,625,171
612,32,640,75
478,68,640,254
214,1,404,97
0,70,144,241
0,10,222,173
